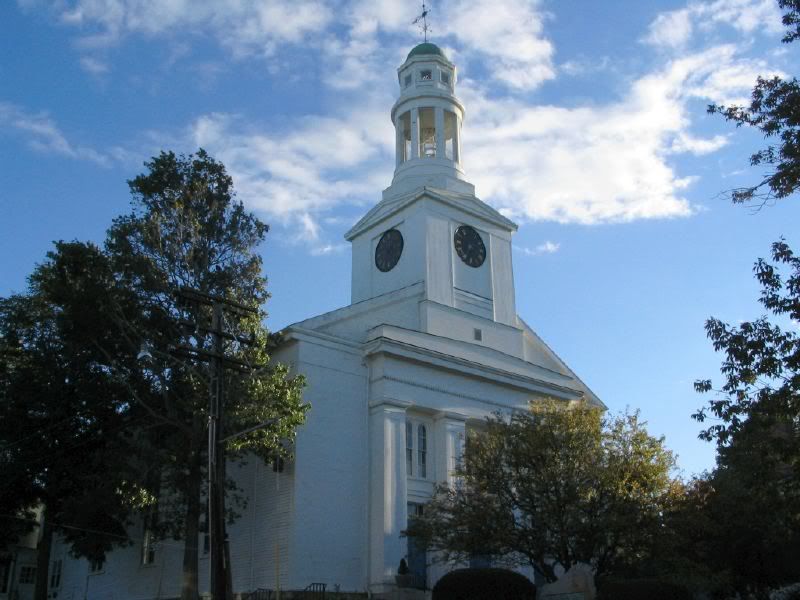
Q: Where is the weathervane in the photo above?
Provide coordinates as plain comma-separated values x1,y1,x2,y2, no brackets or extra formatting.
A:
413,1,431,42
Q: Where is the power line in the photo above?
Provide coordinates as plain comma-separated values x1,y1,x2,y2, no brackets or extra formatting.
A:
0,415,78,451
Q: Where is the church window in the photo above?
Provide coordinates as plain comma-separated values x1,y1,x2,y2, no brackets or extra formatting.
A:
473,328,482,341
0,560,10,593
201,504,210,554
440,71,450,85
142,528,156,565
420,69,432,81
444,111,457,161
400,112,412,162
418,108,436,158
90,558,105,573
404,74,412,88
19,566,36,585
406,421,414,476
50,560,62,588
406,418,431,480
418,424,427,478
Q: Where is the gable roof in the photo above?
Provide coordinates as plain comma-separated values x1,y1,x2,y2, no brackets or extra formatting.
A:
344,186,518,241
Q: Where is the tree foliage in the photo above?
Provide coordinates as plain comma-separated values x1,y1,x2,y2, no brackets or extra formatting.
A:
1,149,308,600
689,240,800,593
708,0,800,206
0,241,149,600
693,239,800,452
101,149,308,600
405,401,677,582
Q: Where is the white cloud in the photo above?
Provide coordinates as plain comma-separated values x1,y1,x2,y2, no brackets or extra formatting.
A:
440,0,555,90
79,56,109,74
0,101,112,165
686,57,782,105
171,39,765,234
670,133,728,155
15,0,778,236
645,0,782,49
32,0,333,56
28,0,556,93
310,242,348,256
515,241,560,256
186,103,393,235
645,8,694,49
459,44,758,224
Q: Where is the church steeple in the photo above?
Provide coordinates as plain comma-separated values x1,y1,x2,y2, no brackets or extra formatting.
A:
346,43,518,331
387,43,473,198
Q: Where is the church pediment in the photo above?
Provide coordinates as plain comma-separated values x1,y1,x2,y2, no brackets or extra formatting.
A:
363,324,585,403
344,186,517,241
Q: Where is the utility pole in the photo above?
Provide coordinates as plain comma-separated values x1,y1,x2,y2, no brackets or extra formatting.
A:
175,287,259,600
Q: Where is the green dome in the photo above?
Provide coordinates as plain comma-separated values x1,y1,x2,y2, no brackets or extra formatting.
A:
407,42,446,60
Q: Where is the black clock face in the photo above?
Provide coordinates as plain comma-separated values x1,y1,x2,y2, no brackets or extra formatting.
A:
375,228,404,272
454,225,486,268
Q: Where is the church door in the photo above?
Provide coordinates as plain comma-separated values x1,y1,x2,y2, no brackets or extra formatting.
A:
407,502,427,589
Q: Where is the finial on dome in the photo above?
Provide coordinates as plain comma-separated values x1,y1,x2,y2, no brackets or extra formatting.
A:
412,0,431,42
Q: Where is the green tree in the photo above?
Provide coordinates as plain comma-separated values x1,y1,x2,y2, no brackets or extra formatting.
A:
0,241,147,600
693,239,799,451
653,433,800,595
101,149,308,600
691,241,800,593
1,149,308,600
708,0,800,205
406,401,677,582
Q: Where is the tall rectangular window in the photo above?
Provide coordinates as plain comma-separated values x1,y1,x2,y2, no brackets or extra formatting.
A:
49,560,62,588
200,503,209,555
418,425,427,479
19,566,36,584
400,111,412,162
444,111,457,161
418,108,436,158
142,528,156,565
0,560,10,593
406,421,414,477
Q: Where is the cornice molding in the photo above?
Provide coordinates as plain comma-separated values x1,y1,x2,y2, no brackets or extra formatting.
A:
345,186,517,241
364,334,582,400
368,396,412,414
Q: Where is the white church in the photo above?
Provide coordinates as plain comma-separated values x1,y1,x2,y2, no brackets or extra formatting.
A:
45,42,601,600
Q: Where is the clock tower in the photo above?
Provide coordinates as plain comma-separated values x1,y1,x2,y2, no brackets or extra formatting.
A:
346,42,520,350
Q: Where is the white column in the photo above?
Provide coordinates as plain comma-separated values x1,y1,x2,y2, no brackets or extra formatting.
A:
435,107,445,160
411,108,420,159
395,116,403,167
454,115,462,165
434,412,466,487
369,398,410,591
430,412,467,588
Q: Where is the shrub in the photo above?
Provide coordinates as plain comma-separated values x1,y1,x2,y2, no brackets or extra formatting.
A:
596,578,692,600
771,583,800,600
432,568,536,600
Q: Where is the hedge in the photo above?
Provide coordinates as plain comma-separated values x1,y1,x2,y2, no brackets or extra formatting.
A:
432,568,536,600
596,578,692,600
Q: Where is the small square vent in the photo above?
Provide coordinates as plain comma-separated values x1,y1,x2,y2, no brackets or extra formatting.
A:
473,328,482,341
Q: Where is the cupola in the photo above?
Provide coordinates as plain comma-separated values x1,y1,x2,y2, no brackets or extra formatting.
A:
388,42,473,197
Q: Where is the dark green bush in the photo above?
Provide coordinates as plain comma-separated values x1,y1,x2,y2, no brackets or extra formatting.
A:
432,568,536,600
597,578,692,600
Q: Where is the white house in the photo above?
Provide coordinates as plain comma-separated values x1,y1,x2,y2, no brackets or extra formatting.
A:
50,42,601,600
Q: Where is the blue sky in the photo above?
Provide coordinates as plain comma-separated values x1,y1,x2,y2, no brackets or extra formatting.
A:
1,0,798,477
